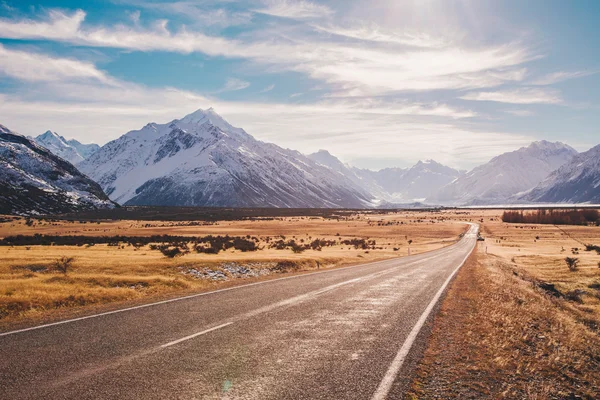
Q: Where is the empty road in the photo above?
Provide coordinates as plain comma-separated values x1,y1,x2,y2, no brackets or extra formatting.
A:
1,224,478,400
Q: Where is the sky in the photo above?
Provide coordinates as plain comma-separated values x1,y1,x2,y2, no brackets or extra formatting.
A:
0,0,598,170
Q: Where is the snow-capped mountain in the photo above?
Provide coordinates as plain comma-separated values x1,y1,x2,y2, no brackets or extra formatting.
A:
0,124,114,215
306,151,463,204
521,144,600,204
428,141,578,205
34,131,100,165
78,109,373,208
365,160,464,201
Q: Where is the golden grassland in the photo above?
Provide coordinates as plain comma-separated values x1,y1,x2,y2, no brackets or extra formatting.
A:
409,209,600,399
0,211,467,325
480,210,600,329
408,251,600,399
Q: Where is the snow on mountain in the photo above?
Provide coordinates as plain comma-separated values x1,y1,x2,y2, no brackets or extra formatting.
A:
307,150,390,204
368,160,464,201
521,144,600,204
78,109,373,208
0,124,115,215
306,151,462,204
34,131,100,165
428,140,578,205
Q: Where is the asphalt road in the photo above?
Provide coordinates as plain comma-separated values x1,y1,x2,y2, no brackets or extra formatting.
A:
1,224,478,400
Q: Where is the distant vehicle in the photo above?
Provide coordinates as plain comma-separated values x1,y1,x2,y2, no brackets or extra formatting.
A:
477,235,485,241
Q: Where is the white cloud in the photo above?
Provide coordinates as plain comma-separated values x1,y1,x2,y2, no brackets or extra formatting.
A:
504,109,535,117
254,0,333,19
531,70,595,85
313,24,449,48
0,9,536,94
460,88,563,104
218,78,251,92
0,44,113,83
259,84,275,93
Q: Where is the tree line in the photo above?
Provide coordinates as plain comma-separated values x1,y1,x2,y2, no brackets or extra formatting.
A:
502,209,599,225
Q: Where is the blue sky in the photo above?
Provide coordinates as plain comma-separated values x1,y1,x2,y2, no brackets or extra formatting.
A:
0,0,598,170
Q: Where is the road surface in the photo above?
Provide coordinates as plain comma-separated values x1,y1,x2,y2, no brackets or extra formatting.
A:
0,224,478,400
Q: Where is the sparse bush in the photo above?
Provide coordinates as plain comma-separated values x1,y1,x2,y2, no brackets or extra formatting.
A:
159,246,186,258
54,256,75,274
584,244,600,254
565,257,580,272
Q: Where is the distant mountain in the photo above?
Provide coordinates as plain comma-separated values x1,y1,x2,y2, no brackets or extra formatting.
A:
306,152,463,204
34,131,100,165
306,150,391,203
0,124,114,215
78,109,373,208
366,160,464,201
521,144,600,204
428,141,578,205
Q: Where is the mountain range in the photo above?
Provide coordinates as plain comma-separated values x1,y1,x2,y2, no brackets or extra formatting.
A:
428,141,578,205
0,124,114,215
2,108,598,214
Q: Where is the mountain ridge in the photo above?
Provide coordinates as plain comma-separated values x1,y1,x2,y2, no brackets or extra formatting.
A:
0,124,115,215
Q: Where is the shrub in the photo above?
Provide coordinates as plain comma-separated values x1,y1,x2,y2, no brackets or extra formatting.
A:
54,256,75,274
159,246,185,258
565,257,580,271
584,244,600,254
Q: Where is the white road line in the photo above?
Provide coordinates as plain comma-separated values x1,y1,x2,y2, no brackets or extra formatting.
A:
0,228,468,338
160,322,234,348
370,224,478,400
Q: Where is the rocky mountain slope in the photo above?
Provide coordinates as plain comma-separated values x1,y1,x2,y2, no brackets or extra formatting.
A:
78,109,373,208
0,124,114,215
34,131,100,165
521,144,600,204
428,141,578,205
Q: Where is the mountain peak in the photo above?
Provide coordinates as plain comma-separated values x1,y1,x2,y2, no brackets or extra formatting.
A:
178,107,246,137
525,140,576,153
38,130,64,141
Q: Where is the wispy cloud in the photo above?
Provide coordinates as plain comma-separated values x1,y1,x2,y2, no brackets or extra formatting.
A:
0,9,536,94
504,109,535,117
460,88,563,105
313,24,449,48
217,78,251,93
0,44,113,84
531,70,596,85
123,1,254,28
254,0,333,19
259,84,275,93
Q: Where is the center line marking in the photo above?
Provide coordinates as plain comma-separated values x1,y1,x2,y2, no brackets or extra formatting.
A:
160,322,234,348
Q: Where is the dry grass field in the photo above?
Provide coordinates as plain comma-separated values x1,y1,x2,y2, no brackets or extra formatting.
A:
409,209,600,399
0,210,467,325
